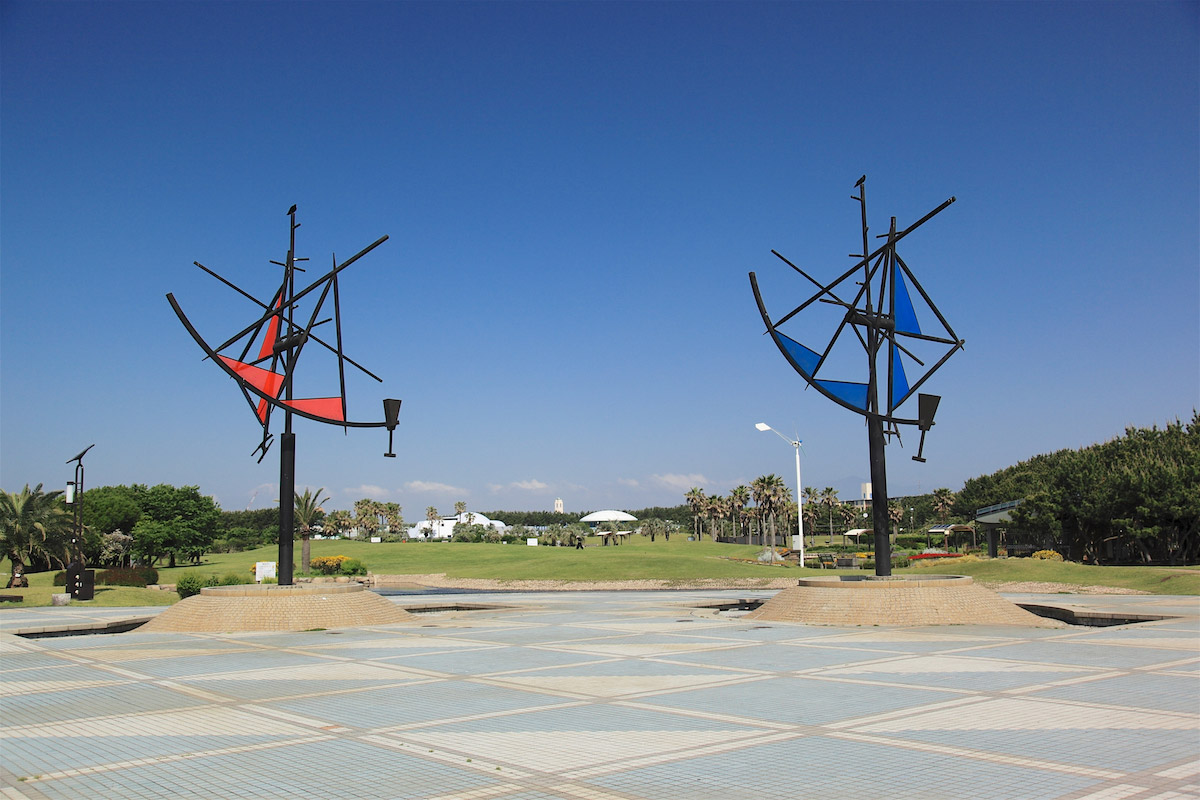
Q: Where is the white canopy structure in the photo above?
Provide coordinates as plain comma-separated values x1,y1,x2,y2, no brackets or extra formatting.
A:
579,510,638,523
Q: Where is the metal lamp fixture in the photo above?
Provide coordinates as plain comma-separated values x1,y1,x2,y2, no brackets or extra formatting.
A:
755,422,805,568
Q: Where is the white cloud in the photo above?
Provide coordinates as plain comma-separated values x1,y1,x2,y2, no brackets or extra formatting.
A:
651,473,710,491
489,479,550,492
342,484,391,500
404,480,468,495
617,477,640,488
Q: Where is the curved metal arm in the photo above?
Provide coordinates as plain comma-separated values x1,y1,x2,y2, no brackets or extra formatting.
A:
167,292,388,429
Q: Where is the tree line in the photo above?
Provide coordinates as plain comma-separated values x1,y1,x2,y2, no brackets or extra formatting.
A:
0,483,222,584
954,414,1199,564
682,479,959,551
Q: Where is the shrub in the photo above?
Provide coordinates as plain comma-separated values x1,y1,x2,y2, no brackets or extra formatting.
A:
96,566,158,587
910,553,981,566
340,558,366,576
176,572,225,597
176,572,205,598
55,567,159,587
310,555,349,575
1032,549,1064,561
219,572,244,585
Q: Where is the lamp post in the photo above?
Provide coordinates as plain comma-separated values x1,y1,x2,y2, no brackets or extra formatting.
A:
755,423,804,568
65,445,95,600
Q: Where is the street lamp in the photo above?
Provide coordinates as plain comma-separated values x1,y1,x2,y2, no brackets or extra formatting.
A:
65,444,95,600
755,422,804,568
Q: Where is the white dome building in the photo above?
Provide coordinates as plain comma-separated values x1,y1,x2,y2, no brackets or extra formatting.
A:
408,511,506,540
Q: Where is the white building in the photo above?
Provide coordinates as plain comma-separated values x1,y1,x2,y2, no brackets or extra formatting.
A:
408,511,506,540
848,483,873,511
554,497,564,514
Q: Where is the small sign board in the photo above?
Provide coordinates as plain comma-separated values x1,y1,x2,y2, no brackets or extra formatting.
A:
370,537,382,543
526,538,538,546
255,561,277,583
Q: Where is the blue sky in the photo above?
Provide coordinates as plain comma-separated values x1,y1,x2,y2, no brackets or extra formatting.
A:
2,1,1196,519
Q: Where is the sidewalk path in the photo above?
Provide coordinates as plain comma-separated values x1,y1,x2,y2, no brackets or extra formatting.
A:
2,591,1197,800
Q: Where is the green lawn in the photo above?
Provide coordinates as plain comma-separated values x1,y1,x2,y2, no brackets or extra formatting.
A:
1,538,1196,608
0,576,179,609
154,536,794,584
907,557,1200,595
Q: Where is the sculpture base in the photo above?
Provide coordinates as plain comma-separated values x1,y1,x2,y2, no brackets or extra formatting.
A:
745,575,1064,627
139,583,413,633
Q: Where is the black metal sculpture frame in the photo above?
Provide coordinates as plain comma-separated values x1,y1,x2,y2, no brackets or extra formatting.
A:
750,176,963,576
167,206,401,585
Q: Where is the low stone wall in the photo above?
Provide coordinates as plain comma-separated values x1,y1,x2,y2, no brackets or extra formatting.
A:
746,575,1065,627
139,583,413,633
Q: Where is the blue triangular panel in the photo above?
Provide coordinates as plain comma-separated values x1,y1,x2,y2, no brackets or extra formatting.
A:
894,271,922,335
891,346,909,409
816,379,868,411
776,332,821,376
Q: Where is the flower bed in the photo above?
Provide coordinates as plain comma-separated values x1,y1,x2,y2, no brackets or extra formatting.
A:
909,552,963,560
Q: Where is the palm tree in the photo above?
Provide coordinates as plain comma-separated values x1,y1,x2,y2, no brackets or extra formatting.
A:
729,486,750,542
425,506,440,539
381,503,403,536
837,503,857,549
684,488,706,541
705,494,726,541
294,487,327,574
888,502,905,542
749,476,771,547
0,484,72,585
819,488,840,545
932,488,955,522
324,509,353,539
777,484,793,548
354,499,381,538
802,503,819,546
752,475,787,551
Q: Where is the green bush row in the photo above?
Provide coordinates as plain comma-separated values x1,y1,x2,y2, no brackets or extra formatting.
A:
861,555,911,570
308,555,367,575
176,571,246,598
52,566,160,587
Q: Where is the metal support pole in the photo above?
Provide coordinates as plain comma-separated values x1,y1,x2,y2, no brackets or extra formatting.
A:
73,460,83,564
794,442,805,568
279,431,295,585
869,415,892,576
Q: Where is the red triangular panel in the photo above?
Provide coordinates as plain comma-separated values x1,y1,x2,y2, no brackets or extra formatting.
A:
258,298,282,361
285,397,345,421
219,356,284,398
256,397,269,423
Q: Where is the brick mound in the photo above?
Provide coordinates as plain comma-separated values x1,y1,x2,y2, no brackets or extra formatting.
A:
139,583,414,633
745,575,1065,628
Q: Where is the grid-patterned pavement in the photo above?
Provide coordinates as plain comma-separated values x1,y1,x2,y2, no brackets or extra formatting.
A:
1,590,1197,800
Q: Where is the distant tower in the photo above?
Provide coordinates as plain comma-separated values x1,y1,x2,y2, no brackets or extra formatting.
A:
554,497,564,514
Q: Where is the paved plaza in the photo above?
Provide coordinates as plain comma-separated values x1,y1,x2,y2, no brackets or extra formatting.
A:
1,590,1197,800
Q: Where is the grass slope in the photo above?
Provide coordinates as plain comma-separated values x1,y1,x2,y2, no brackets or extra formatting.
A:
1,539,1196,608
